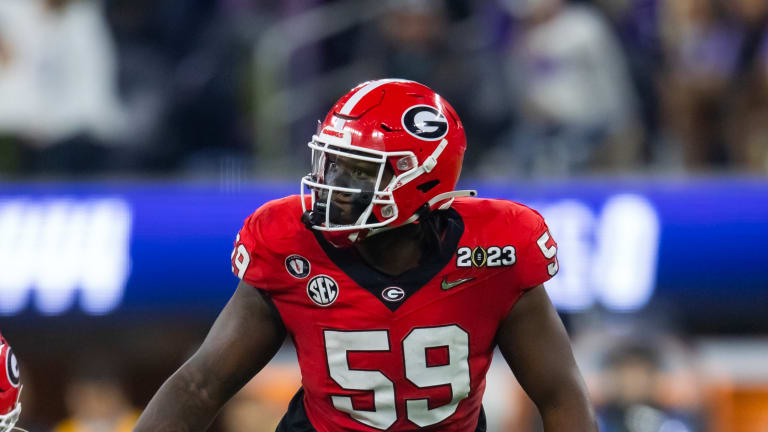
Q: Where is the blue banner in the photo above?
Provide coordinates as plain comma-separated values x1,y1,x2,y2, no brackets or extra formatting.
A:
0,179,766,330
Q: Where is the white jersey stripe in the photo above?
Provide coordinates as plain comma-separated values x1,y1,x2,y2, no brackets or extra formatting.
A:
331,78,413,129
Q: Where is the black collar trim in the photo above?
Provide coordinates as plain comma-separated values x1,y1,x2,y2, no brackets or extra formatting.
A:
312,209,465,312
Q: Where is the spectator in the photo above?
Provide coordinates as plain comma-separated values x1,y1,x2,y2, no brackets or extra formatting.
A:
341,0,510,169
724,0,768,172
0,0,125,175
105,0,272,175
660,0,743,171
220,363,301,432
596,342,702,432
480,0,640,178
53,363,138,432
591,0,663,165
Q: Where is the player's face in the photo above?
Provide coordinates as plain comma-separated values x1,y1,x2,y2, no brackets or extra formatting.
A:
315,152,392,225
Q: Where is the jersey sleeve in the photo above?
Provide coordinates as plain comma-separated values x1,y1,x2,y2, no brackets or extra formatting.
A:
512,208,559,290
231,209,282,290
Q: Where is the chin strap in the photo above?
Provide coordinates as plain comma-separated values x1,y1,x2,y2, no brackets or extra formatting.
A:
364,189,478,240
426,189,477,209
421,139,448,173
346,231,361,244
401,189,477,224
316,189,479,245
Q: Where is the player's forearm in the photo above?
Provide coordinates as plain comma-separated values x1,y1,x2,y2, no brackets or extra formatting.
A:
134,365,224,432
541,409,597,432
538,388,597,432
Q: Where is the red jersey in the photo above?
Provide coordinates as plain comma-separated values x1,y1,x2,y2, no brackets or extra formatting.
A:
231,195,558,431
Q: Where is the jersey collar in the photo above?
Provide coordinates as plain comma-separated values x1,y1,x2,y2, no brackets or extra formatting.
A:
312,209,465,312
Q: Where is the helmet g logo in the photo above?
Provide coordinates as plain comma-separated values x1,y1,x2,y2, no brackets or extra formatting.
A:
5,347,19,388
402,105,449,141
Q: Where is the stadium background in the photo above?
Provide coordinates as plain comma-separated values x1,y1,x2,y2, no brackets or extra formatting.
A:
0,0,767,430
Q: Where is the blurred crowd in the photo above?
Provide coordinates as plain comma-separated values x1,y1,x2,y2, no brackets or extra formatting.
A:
21,322,767,432
3,2,768,431
0,0,767,178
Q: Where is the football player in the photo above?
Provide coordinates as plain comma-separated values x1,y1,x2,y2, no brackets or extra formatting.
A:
135,79,596,431
0,333,22,432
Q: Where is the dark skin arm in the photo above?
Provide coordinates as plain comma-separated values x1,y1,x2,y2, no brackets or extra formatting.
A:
497,285,597,431
134,281,286,432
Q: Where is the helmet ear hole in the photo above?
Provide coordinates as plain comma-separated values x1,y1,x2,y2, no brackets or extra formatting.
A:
396,155,417,171
381,205,395,218
417,180,440,193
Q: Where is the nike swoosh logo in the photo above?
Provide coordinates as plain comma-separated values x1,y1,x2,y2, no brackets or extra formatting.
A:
441,277,475,290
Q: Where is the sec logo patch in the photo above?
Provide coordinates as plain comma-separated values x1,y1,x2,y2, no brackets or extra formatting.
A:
307,275,339,307
285,254,311,279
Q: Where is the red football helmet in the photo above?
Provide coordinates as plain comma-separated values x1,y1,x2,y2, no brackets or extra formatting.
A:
0,333,21,432
301,79,475,245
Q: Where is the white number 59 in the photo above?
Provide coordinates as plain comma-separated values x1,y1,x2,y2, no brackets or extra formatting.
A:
537,231,559,276
231,233,250,278
324,325,470,429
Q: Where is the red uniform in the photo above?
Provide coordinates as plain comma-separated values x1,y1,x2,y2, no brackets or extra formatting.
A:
232,195,558,432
